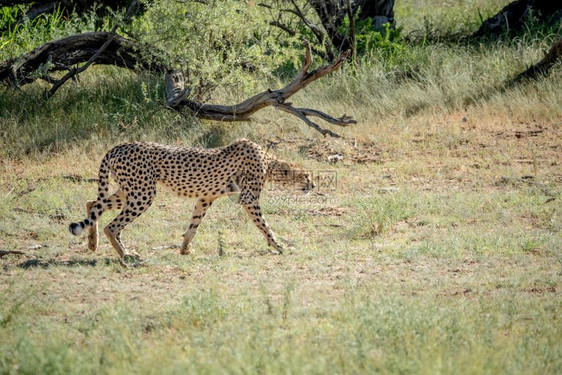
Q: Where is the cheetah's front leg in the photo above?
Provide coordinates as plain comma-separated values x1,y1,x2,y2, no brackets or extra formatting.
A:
180,198,214,255
242,202,283,254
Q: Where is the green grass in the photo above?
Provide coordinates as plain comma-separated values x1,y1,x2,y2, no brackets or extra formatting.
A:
1,0,562,373
1,255,560,374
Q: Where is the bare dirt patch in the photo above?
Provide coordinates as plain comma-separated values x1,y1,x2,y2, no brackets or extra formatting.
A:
267,137,384,164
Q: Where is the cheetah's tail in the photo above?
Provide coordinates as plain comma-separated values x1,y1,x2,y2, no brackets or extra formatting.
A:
69,219,90,236
69,154,111,236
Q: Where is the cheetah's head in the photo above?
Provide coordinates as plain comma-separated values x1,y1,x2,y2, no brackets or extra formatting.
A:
267,158,314,193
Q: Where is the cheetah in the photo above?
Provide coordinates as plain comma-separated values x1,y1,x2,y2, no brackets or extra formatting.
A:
69,139,313,263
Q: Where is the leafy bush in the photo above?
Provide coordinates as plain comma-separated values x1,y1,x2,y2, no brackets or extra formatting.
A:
131,0,303,94
338,15,405,59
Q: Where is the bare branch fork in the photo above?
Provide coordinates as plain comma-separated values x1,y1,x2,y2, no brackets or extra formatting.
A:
166,41,356,138
257,1,334,61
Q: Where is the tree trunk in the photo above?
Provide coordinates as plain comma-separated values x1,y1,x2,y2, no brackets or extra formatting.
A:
355,0,395,30
307,0,394,55
473,0,562,38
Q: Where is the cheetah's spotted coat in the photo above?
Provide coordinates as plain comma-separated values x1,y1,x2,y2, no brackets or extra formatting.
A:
69,139,313,262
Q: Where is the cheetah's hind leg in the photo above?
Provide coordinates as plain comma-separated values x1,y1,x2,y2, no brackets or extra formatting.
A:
103,227,145,267
85,190,126,252
86,200,98,252
103,187,155,266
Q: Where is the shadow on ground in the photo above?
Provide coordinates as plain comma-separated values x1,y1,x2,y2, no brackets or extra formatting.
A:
17,257,118,269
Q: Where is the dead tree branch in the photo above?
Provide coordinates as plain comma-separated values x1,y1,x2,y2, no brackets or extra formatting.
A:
269,20,297,36
0,32,166,88
0,1,161,96
45,0,140,97
166,41,356,137
0,34,355,137
287,0,335,61
0,250,26,257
